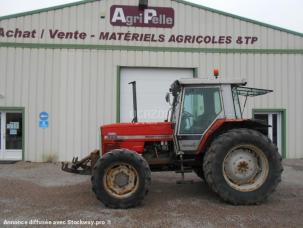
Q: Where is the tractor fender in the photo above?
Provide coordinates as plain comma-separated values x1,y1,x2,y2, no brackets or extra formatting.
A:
196,118,269,155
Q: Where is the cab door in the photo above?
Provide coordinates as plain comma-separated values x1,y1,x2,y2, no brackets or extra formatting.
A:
176,86,223,153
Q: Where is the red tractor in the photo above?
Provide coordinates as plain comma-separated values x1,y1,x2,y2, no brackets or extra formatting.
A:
62,77,282,209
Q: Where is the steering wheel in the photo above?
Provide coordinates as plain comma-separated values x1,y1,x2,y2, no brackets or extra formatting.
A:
182,111,194,118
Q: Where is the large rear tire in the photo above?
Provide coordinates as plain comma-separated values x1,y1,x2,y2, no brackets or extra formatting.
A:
203,128,283,205
92,149,151,209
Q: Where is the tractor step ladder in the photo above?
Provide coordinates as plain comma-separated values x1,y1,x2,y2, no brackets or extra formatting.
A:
176,152,194,184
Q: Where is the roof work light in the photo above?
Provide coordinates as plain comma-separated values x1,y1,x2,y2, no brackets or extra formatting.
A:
214,69,219,78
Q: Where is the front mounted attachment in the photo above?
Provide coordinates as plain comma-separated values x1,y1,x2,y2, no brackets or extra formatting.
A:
61,150,100,175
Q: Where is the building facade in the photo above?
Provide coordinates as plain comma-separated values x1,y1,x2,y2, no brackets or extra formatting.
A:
0,0,302,162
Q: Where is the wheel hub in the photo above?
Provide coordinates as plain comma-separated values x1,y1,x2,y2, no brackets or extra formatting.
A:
104,163,139,199
114,172,129,187
224,149,259,185
223,145,269,192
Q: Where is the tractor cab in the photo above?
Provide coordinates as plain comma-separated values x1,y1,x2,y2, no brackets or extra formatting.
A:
169,78,246,153
167,78,272,156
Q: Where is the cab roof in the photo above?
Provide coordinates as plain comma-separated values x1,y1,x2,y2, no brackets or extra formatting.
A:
178,78,247,86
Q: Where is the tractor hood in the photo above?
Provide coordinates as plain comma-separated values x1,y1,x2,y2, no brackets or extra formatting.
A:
101,122,174,137
101,122,174,154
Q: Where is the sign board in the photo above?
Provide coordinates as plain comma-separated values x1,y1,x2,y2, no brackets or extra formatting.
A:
0,5,260,47
39,120,49,129
39,112,49,129
110,5,174,28
10,129,17,135
39,112,49,121
7,122,20,130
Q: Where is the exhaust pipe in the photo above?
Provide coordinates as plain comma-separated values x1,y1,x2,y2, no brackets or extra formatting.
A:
129,81,138,123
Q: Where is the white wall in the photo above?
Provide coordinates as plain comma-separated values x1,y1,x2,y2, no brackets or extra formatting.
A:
0,48,302,160
0,0,302,160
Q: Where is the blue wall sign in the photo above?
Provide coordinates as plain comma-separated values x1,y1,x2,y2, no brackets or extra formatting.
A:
39,120,49,129
39,112,49,128
39,112,49,121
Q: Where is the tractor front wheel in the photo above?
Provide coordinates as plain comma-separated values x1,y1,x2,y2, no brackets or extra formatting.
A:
91,149,151,209
203,128,283,205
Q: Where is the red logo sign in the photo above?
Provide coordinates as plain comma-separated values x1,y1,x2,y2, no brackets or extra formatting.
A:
110,5,174,28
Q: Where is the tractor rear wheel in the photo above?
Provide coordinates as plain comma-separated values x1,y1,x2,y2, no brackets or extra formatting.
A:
203,128,283,205
92,149,151,209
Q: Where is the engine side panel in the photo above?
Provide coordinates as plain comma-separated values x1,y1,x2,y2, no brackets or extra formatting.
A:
101,122,174,154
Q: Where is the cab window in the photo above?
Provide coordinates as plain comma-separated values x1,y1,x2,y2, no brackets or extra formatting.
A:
179,87,222,134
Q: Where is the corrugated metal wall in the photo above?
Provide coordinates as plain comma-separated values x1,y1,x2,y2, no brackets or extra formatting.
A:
0,0,302,160
0,48,302,160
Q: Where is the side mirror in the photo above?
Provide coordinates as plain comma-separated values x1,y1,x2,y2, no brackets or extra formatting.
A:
165,92,171,105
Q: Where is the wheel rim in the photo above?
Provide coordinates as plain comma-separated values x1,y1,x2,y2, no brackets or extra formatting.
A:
222,144,269,192
103,163,139,199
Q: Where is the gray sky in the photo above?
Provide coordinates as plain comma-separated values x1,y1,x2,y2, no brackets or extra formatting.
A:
0,0,302,33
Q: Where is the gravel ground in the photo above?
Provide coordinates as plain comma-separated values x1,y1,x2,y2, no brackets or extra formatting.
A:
0,159,303,227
